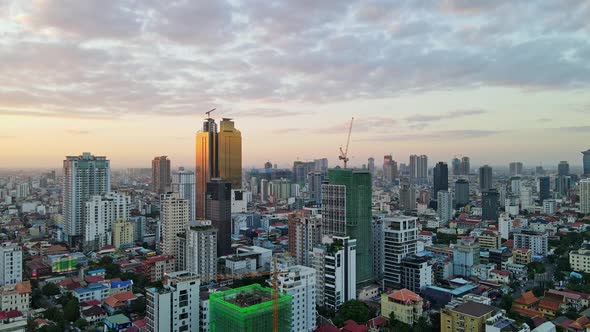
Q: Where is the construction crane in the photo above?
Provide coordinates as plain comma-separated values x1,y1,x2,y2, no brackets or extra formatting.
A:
165,256,286,332
206,108,216,118
339,117,354,168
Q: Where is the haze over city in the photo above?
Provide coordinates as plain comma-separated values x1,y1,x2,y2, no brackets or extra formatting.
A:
0,1,589,168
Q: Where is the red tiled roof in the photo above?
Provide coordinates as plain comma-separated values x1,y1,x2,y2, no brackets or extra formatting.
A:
514,291,539,305
388,289,422,303
342,320,369,332
114,291,137,302
539,299,560,311
512,307,544,318
491,269,509,276
419,231,433,236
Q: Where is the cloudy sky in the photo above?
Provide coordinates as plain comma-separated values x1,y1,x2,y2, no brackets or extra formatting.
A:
0,0,589,169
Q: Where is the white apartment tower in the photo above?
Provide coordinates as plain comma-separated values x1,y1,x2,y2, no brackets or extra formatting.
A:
185,221,218,279
312,236,356,310
437,190,453,224
513,230,548,256
63,152,111,246
274,256,317,332
580,179,590,214
0,243,22,286
161,193,189,270
146,271,200,332
383,216,418,287
172,168,196,221
289,213,323,267
84,192,130,251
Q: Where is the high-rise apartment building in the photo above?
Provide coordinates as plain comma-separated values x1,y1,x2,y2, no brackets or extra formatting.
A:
437,190,453,224
112,219,135,248
312,236,357,309
581,179,590,214
383,216,418,287
63,153,111,246
400,254,432,293
206,179,232,256
160,193,189,270
479,165,493,191
451,158,461,176
313,158,329,173
322,168,373,284
433,162,449,198
509,162,523,176
383,155,398,183
274,257,317,332
454,179,469,208
288,211,322,267
460,156,470,175
409,155,428,183
172,167,196,221
368,157,375,177
210,284,292,332
399,177,416,212
184,221,217,279
0,243,22,286
558,161,570,176
583,149,590,176
196,117,219,219
152,156,171,195
218,118,242,189
513,230,548,256
520,186,534,211
306,172,324,204
510,176,522,195
482,189,500,221
146,272,200,332
84,192,130,251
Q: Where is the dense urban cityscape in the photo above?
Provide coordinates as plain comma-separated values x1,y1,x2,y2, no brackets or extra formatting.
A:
0,113,589,332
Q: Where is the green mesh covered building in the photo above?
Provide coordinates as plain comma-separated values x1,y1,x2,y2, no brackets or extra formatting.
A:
322,168,373,284
210,284,292,332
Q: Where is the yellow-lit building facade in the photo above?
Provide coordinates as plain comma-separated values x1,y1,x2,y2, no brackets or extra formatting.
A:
196,118,218,218
513,248,532,265
380,289,423,325
113,219,134,248
218,118,242,189
440,300,496,332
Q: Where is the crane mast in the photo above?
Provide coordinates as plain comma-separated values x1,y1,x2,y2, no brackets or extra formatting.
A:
339,117,354,168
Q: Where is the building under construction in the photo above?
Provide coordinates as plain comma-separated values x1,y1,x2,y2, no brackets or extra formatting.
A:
210,284,292,332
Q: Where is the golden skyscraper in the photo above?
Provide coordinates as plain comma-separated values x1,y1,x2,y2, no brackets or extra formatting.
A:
218,118,242,189
195,118,218,219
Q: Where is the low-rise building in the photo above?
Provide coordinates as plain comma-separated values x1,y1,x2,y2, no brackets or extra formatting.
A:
441,300,497,332
143,255,175,282
0,282,31,313
570,241,590,273
513,248,532,265
380,289,423,325
485,310,530,332
73,283,110,303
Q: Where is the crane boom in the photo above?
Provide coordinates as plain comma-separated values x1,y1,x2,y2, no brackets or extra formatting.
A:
338,117,354,168
206,108,216,118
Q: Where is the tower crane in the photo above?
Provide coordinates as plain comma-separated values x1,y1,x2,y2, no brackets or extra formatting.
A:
205,108,216,118
164,256,287,332
339,117,354,168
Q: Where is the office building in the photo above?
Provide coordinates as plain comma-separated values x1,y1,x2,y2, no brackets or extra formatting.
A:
509,162,523,176
314,158,329,173
210,284,291,332
172,168,196,221
322,168,373,284
513,230,548,256
185,221,217,279
63,152,111,246
583,149,590,176
558,161,570,176
383,216,418,287
399,177,416,212
383,155,398,183
433,162,449,199
451,158,461,176
112,219,135,248
152,156,171,195
196,117,218,218
312,236,356,309
461,156,470,175
400,254,432,292
482,189,499,221
0,243,22,286
538,176,551,202
437,190,453,224
306,172,324,204
206,179,232,256
288,211,322,267
380,289,423,325
454,179,469,208
274,258,317,332
441,300,497,332
218,118,242,189
293,161,315,185
146,271,200,332
84,192,130,251
581,179,590,214
479,165,493,191
160,193,189,269
453,239,480,277
368,157,375,177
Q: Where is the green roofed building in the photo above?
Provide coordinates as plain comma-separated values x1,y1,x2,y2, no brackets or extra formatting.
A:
210,284,291,332
322,168,373,284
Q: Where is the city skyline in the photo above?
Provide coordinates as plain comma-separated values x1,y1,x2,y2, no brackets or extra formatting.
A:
0,1,589,168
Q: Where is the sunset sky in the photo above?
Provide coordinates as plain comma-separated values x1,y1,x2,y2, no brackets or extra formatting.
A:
0,0,589,169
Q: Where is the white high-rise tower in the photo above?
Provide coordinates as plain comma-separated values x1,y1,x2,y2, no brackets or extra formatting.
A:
172,168,196,221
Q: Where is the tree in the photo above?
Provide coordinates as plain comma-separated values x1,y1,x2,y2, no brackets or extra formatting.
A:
63,298,80,322
130,297,146,315
42,282,61,296
499,294,513,311
333,300,371,327
387,313,412,332
75,318,88,329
